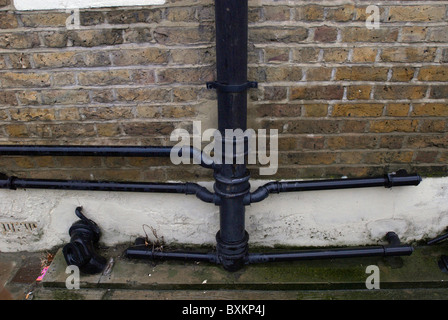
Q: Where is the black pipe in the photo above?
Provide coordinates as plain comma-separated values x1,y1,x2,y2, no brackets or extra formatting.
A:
247,245,413,264
0,145,214,169
247,171,422,204
125,247,219,263
208,0,254,272
125,232,413,266
0,177,218,204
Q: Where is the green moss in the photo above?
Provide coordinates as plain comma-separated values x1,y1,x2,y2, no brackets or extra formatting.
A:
52,289,86,300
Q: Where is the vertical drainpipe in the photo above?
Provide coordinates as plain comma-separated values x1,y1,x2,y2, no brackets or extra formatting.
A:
211,0,252,271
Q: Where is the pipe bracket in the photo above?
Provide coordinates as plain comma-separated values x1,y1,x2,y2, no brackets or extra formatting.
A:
206,81,258,93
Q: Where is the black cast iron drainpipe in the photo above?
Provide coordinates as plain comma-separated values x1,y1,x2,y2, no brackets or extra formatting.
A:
0,0,423,272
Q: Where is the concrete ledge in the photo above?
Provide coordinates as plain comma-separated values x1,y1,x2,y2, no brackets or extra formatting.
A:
38,242,448,299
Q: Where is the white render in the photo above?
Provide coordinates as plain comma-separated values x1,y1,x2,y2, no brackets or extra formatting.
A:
14,0,165,10
0,177,447,252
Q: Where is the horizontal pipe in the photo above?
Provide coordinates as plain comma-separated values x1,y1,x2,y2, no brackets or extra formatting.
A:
247,245,414,264
0,145,214,169
247,171,422,204
0,177,218,204
428,232,448,245
125,243,413,265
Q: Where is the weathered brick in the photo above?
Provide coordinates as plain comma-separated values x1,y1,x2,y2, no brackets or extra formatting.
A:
291,48,319,63
116,88,171,103
50,123,96,138
381,47,436,63
33,51,85,68
256,104,302,118
263,119,338,134
40,31,68,48
326,5,355,22
154,25,214,45
364,151,414,164
16,90,39,105
7,53,32,69
96,123,121,137
121,121,176,136
157,67,214,84
335,67,388,81
131,69,156,85
401,27,428,42
388,6,446,22
0,33,40,49
430,85,448,99
81,106,134,120
351,47,377,63
386,103,410,117
5,124,28,137
53,71,75,86
264,86,287,101
369,120,419,133
20,12,69,27
411,103,448,117
327,135,378,150
84,51,111,67
1,72,51,88
291,85,344,100
420,119,446,133
172,87,199,102
57,107,80,121
80,11,105,26
40,89,90,105
322,48,348,63
379,135,405,149
0,91,17,106
295,5,324,21
303,104,328,117
414,151,439,163
170,48,215,65
78,69,132,86
69,29,123,47
332,104,383,117
107,9,162,24
250,66,302,82
418,66,448,81
111,48,169,66
341,27,399,42
346,85,372,100
280,152,336,166
90,89,115,103
374,85,427,100
167,6,197,22
428,27,448,43
391,67,415,82
249,27,308,43
305,67,331,81
313,26,338,42
264,47,289,64
0,12,18,29
264,6,290,21
339,151,363,165
10,107,55,121
407,135,448,149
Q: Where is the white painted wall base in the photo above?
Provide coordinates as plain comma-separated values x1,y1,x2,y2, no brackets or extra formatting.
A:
1,177,447,252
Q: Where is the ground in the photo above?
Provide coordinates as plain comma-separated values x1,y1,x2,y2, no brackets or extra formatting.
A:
1,241,448,300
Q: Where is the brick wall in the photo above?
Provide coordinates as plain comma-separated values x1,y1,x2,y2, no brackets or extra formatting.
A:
0,0,447,182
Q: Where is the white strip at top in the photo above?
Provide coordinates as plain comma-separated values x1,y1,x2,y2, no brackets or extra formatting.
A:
14,0,166,10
